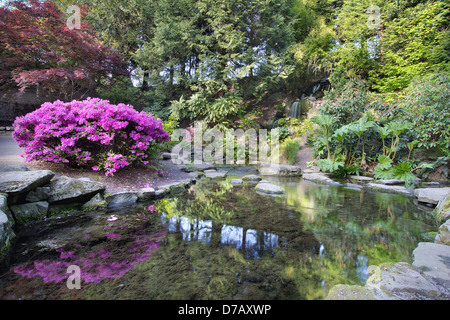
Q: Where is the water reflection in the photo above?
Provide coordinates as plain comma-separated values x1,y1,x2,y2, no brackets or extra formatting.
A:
161,212,280,259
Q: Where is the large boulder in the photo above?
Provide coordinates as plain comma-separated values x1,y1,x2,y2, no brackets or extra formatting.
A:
46,176,106,204
414,187,450,205
0,170,55,196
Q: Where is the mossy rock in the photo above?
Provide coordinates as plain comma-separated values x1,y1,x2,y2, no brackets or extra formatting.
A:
325,284,376,300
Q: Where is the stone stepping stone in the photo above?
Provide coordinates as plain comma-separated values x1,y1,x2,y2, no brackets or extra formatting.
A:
259,164,302,177
302,173,341,186
414,187,450,205
255,182,285,194
230,179,243,186
242,175,262,182
349,175,373,182
365,183,414,196
378,179,405,185
204,171,227,179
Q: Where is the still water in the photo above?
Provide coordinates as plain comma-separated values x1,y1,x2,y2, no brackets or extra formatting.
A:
0,175,438,300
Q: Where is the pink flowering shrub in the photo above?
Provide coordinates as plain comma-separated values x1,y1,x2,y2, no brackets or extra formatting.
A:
12,97,170,175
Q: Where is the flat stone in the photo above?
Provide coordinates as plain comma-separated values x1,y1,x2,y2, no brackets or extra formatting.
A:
0,170,55,196
191,162,216,171
255,182,285,194
230,179,243,186
82,193,107,211
46,176,106,204
414,187,450,205
378,179,405,185
413,242,450,288
365,183,414,196
204,171,227,179
106,191,138,208
137,187,156,201
157,181,186,193
302,173,341,186
365,262,441,300
259,164,302,177
242,175,262,182
10,201,49,223
25,187,51,202
349,175,373,182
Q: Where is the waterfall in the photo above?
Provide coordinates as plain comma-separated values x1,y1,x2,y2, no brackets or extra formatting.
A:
288,101,301,119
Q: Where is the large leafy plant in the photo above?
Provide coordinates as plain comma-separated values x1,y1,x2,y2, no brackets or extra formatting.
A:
13,98,170,176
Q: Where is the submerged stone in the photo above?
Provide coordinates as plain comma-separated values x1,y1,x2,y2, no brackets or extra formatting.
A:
242,175,262,182
302,173,341,186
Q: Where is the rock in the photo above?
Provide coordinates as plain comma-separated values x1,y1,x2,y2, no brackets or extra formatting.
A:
0,194,15,268
137,187,156,201
365,262,441,300
413,242,450,288
10,201,49,223
365,183,414,196
435,220,450,245
82,193,107,211
255,182,285,194
344,183,363,191
179,165,194,173
191,162,216,172
434,192,450,221
46,176,106,204
303,166,320,174
259,164,302,177
0,170,55,196
414,187,450,205
0,165,29,172
302,173,341,186
25,187,51,202
204,171,227,179
230,179,243,186
242,175,262,182
325,284,376,300
157,181,186,193
378,179,405,185
349,175,373,182
106,191,138,208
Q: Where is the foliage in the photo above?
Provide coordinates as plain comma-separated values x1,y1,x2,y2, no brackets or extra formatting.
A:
399,72,450,154
282,138,301,165
12,98,169,176
0,0,128,101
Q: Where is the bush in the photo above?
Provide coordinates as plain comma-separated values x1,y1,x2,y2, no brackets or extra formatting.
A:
13,98,170,176
283,138,301,165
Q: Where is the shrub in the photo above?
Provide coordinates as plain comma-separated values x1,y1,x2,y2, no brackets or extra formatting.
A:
12,98,170,176
283,138,301,165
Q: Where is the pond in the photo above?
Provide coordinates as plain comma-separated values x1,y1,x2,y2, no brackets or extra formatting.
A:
0,172,439,300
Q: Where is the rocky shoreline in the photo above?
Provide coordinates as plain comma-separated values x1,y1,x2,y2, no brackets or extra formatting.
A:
1,158,449,299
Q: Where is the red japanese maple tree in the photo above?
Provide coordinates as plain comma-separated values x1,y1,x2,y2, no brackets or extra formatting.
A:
0,0,128,101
